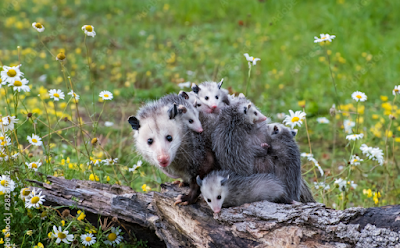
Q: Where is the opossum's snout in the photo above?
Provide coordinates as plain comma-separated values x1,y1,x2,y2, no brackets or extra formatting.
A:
157,154,170,167
211,105,217,110
197,127,203,133
213,207,221,213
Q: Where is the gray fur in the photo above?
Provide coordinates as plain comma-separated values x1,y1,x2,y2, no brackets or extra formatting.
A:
199,170,291,212
300,178,316,203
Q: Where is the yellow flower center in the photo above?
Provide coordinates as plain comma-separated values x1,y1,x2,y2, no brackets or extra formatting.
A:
7,69,17,77
356,95,362,99
35,23,43,28
395,89,399,92
85,26,93,32
107,233,117,241
85,236,92,242
31,196,40,204
32,163,37,168
0,180,8,186
32,139,38,143
57,232,67,239
57,53,66,60
22,188,31,196
1,142,5,146
353,159,358,162
14,81,22,87
0,137,3,140
104,94,109,97
291,117,300,122
53,93,60,98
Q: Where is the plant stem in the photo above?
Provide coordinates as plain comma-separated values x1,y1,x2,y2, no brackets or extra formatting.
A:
245,62,252,96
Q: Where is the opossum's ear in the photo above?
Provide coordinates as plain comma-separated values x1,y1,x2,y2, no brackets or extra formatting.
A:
196,175,203,187
291,129,298,137
177,105,187,114
217,78,224,89
220,175,229,186
128,116,140,130
168,103,178,119
238,93,245,98
178,91,189,100
192,83,200,94
247,103,252,109
273,125,279,134
193,99,198,108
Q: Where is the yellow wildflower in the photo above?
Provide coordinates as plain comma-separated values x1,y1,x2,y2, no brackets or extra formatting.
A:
380,95,388,101
298,100,306,107
142,184,151,192
34,242,44,248
61,220,65,226
77,211,86,221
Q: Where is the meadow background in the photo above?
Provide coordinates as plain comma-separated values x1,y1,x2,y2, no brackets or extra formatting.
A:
1,0,400,247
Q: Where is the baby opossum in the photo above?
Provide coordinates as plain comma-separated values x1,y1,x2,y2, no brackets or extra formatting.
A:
159,93,203,133
191,79,230,114
197,170,291,213
128,100,216,205
212,95,268,175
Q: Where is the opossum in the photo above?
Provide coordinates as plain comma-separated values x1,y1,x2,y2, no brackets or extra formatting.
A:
159,93,203,133
254,123,303,202
197,170,291,213
128,100,215,205
191,79,230,114
212,95,268,175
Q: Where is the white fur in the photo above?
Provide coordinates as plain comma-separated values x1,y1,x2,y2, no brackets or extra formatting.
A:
200,175,228,213
196,82,228,114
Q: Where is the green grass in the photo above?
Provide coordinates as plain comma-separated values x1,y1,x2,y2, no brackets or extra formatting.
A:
1,0,400,246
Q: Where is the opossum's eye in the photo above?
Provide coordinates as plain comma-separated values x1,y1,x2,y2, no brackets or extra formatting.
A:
217,195,221,200
189,119,194,124
207,199,211,203
205,96,209,100
147,138,153,145
215,95,219,100
197,104,202,107
254,111,257,116
166,135,173,142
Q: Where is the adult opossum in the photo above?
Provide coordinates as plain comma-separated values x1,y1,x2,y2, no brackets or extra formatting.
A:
197,170,291,213
128,101,215,205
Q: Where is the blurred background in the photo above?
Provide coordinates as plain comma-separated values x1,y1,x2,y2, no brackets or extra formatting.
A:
1,0,400,207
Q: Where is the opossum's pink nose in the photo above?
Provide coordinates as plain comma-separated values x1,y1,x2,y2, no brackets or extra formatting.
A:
262,116,267,121
157,155,170,167
211,105,217,109
197,128,203,133
213,208,221,213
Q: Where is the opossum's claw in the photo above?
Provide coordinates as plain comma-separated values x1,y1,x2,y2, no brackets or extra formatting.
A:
172,180,187,188
174,195,183,205
291,200,302,205
172,180,181,185
261,143,270,149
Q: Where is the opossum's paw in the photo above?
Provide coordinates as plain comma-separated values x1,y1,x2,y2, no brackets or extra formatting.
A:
261,143,270,149
174,194,193,205
292,200,302,205
172,181,188,188
172,180,181,185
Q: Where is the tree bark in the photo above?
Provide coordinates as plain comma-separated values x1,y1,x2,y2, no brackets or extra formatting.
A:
30,176,400,248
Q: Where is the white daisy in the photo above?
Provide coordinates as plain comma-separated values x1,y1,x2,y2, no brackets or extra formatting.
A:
314,182,330,191
0,132,11,147
343,119,355,134
20,187,32,201
0,149,9,162
103,227,123,246
351,91,367,102
334,178,347,192
49,89,65,101
1,115,19,131
67,90,80,100
27,134,43,146
32,22,45,32
1,65,24,85
243,53,261,65
82,25,96,37
346,133,364,141
129,160,142,172
102,158,118,165
0,175,15,193
300,153,314,159
349,181,357,189
25,160,42,171
11,153,19,160
360,144,384,165
283,110,306,129
393,85,400,95
8,78,30,92
25,189,45,208
81,233,96,246
104,121,114,127
317,117,330,124
310,157,324,176
276,113,286,120
178,82,191,89
350,155,363,166
52,226,74,244
99,91,113,100
314,33,336,43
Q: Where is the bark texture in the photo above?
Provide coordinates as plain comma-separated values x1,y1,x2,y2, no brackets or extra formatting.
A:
30,176,400,248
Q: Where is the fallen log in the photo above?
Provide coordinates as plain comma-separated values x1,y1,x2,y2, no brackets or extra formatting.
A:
30,176,400,247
